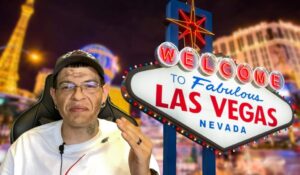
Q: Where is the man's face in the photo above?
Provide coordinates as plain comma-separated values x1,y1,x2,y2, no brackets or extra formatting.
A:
50,67,108,128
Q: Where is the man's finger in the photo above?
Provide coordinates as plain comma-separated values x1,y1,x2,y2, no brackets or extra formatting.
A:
117,119,152,150
116,118,152,147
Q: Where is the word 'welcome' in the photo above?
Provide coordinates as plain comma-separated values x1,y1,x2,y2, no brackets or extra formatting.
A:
155,42,285,91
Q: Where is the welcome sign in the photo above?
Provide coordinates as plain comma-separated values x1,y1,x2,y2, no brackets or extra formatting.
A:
122,42,293,152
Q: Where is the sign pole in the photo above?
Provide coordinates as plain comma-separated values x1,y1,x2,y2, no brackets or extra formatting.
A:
163,1,178,174
202,148,216,175
198,3,216,175
165,1,215,175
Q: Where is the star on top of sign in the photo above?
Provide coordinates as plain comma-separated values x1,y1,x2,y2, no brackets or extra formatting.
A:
166,0,214,52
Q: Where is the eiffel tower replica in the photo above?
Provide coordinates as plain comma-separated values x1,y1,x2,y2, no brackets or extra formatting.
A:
0,0,35,99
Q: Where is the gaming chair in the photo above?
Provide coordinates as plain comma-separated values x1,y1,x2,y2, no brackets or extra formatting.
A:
10,74,137,143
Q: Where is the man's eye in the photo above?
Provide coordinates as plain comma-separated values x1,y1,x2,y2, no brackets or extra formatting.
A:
84,82,99,88
60,84,75,90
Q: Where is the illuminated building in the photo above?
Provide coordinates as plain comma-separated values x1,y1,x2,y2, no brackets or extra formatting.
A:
140,112,163,174
33,68,52,96
81,44,130,114
0,0,35,95
213,20,300,88
81,44,119,84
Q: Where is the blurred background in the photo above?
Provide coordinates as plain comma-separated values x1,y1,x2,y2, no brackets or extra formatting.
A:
0,0,300,174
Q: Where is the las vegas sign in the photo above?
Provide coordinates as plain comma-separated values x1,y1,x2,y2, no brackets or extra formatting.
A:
121,42,293,152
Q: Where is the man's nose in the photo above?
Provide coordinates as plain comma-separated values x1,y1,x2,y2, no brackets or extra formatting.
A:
72,86,85,100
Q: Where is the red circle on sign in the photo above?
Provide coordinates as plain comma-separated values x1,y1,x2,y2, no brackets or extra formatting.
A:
178,47,199,71
217,58,236,80
236,63,252,84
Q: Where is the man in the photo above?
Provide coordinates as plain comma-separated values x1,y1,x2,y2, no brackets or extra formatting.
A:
0,50,160,175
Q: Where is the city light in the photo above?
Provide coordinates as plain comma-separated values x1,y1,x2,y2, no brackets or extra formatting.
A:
27,51,42,64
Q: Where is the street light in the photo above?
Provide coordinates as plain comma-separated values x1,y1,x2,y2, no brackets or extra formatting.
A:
24,50,42,65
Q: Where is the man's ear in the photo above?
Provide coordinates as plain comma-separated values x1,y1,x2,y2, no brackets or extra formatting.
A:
101,84,110,104
50,87,57,106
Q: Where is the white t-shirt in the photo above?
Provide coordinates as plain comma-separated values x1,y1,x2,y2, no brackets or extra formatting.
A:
0,119,160,175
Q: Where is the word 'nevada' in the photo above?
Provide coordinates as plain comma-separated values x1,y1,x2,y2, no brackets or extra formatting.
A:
155,42,285,91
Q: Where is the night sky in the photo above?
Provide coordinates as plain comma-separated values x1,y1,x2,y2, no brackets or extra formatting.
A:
0,0,299,91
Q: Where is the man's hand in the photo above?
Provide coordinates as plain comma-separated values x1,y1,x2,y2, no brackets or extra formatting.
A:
116,117,153,175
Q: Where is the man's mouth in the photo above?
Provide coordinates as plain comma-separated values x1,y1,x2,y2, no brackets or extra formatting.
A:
69,106,88,112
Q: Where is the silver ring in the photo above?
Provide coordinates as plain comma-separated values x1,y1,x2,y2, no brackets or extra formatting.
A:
137,138,142,145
